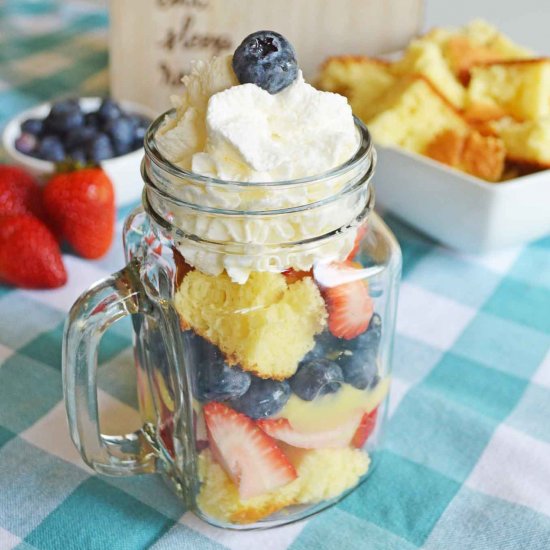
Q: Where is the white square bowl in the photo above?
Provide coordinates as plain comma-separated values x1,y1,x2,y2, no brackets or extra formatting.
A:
1,98,157,207
373,145,550,253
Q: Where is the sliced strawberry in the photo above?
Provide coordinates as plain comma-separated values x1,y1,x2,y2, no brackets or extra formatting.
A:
161,410,209,456
157,399,175,458
203,402,297,499
321,264,374,340
282,268,312,284
151,370,176,458
159,417,175,458
173,247,193,287
194,409,209,451
345,224,368,261
257,413,363,449
351,407,378,448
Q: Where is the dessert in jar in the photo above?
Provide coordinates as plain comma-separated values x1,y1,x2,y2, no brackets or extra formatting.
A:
64,31,402,529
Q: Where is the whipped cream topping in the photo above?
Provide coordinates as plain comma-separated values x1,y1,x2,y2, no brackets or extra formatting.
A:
192,71,358,180
157,55,358,182
154,55,365,283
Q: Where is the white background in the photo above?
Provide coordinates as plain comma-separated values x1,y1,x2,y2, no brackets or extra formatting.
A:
425,0,550,51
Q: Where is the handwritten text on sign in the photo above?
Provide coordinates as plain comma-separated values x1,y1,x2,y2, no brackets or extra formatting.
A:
156,0,233,87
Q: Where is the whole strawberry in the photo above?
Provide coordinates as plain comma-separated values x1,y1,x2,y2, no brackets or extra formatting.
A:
0,214,67,288
0,165,43,218
43,168,115,259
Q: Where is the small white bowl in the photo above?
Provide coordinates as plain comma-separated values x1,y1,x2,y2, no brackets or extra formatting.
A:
374,145,550,253
2,97,157,207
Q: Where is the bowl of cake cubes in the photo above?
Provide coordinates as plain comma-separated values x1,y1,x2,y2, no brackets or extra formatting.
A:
317,20,550,253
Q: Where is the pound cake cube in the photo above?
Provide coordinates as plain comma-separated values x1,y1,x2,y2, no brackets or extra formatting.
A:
317,56,397,123
392,40,466,108
174,271,327,380
422,19,532,79
444,36,511,83
367,76,469,154
197,447,370,524
279,445,370,504
458,131,506,182
467,59,550,121
197,450,299,524
425,129,506,182
461,20,533,60
492,116,550,168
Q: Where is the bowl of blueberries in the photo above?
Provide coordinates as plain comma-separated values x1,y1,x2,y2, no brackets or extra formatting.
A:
2,97,156,206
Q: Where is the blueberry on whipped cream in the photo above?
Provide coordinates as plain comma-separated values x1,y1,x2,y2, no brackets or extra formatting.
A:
156,32,357,182
232,31,298,94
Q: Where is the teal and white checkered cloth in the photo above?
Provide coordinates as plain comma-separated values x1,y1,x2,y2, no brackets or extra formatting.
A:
1,3,550,549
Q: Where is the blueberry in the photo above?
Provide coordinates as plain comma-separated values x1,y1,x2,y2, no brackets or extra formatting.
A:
45,110,84,134
232,30,298,94
134,126,146,141
97,98,122,123
133,115,150,130
367,313,382,339
37,135,65,162
337,351,378,390
337,314,382,390
44,99,83,134
50,98,80,116
290,359,344,401
21,118,43,136
144,327,173,383
131,137,144,152
229,377,290,419
191,337,251,402
65,126,98,152
85,132,114,163
15,133,37,156
84,112,100,128
104,116,135,155
117,141,134,156
131,115,150,145
69,148,87,164
304,330,344,362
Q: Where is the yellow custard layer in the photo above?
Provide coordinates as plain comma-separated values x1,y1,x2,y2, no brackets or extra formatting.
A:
276,377,390,432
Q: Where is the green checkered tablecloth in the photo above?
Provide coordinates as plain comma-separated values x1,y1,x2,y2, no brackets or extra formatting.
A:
1,3,550,549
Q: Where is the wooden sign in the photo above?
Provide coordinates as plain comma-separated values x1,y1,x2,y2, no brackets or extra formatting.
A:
109,0,424,112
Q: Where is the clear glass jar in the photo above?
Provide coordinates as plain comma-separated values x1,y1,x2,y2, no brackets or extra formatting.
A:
63,113,401,529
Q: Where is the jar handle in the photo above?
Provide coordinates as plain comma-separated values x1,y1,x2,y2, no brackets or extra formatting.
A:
63,262,155,475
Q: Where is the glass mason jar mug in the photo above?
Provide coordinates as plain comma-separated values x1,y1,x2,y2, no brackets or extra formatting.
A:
63,114,402,529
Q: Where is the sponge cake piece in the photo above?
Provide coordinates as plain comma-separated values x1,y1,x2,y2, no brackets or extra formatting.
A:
467,59,550,121
317,56,397,123
175,271,327,380
366,76,469,153
444,37,509,83
425,129,506,182
197,447,370,524
462,19,533,59
423,19,532,79
197,449,298,524
392,40,466,108
492,116,550,168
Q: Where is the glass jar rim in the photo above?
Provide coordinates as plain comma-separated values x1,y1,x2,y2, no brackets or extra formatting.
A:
144,110,373,189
